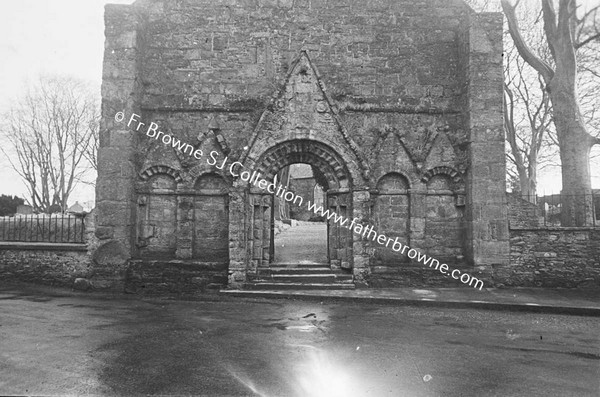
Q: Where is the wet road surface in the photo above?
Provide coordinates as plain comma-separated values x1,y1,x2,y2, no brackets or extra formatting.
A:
0,283,599,396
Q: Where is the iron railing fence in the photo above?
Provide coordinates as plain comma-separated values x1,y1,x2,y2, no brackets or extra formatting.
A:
513,192,599,227
0,214,86,243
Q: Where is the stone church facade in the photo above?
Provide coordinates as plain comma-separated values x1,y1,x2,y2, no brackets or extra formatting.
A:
95,0,509,291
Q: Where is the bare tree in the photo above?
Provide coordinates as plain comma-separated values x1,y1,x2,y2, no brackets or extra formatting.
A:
0,76,99,213
83,114,100,171
504,69,554,200
502,0,600,226
467,0,556,200
503,21,556,200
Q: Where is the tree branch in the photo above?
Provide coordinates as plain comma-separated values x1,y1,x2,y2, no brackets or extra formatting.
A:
502,0,555,83
576,32,600,49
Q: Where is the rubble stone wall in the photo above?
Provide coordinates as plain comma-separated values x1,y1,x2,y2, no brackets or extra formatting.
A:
507,193,542,228
0,243,91,287
500,228,600,288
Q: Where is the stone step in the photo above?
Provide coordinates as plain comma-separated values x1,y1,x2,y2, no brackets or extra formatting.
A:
250,262,355,290
270,274,353,283
260,267,333,275
245,282,356,290
271,262,329,268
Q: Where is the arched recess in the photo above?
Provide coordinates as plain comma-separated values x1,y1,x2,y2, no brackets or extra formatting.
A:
193,173,229,262
420,166,462,185
139,165,184,183
247,139,353,270
371,131,420,191
137,173,178,259
373,172,411,268
423,173,464,264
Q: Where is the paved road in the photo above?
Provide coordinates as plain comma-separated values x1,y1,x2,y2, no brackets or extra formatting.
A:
274,222,328,264
0,283,599,396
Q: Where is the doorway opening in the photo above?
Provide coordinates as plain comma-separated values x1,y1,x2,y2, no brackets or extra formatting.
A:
273,163,328,264
248,139,354,272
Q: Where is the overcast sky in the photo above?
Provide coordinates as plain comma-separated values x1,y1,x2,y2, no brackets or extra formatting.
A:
0,1,597,206
0,0,134,205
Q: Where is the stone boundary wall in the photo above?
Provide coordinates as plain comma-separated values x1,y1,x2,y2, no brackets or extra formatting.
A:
499,228,600,288
124,260,228,295
507,193,542,228
0,242,91,288
368,266,477,289
0,211,100,290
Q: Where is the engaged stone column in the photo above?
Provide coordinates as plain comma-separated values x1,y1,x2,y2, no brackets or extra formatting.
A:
352,190,371,288
227,186,247,288
460,12,510,272
409,189,426,250
93,4,145,289
175,195,194,259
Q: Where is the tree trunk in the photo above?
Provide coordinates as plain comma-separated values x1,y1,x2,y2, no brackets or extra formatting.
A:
525,147,538,202
502,0,598,226
551,83,594,226
517,165,536,202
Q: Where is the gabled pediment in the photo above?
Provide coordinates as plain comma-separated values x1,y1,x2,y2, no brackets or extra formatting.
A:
240,51,369,180
423,130,459,169
395,121,439,165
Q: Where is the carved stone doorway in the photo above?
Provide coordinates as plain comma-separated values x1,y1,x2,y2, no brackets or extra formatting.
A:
247,140,354,275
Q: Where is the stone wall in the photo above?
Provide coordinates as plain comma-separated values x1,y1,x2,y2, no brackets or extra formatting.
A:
0,211,98,289
138,0,469,111
499,228,600,288
0,243,91,287
459,11,509,271
504,194,600,288
96,0,508,290
124,259,227,295
95,4,146,286
289,177,318,221
507,193,542,228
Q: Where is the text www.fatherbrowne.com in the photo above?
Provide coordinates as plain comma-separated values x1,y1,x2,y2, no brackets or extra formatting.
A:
116,111,485,290
305,202,484,290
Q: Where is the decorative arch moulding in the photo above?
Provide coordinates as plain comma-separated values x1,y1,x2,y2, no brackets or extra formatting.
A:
188,164,235,185
139,165,184,183
420,166,463,184
254,140,351,191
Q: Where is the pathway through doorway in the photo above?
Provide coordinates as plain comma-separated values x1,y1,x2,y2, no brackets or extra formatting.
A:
274,222,327,264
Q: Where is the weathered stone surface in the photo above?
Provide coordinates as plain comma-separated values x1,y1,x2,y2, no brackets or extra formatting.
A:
73,277,93,291
92,0,513,291
507,193,542,228
124,259,228,295
92,240,129,268
498,229,600,288
95,226,114,240
0,245,91,287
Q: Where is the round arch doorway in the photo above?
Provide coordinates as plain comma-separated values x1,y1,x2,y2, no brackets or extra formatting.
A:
247,139,354,272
